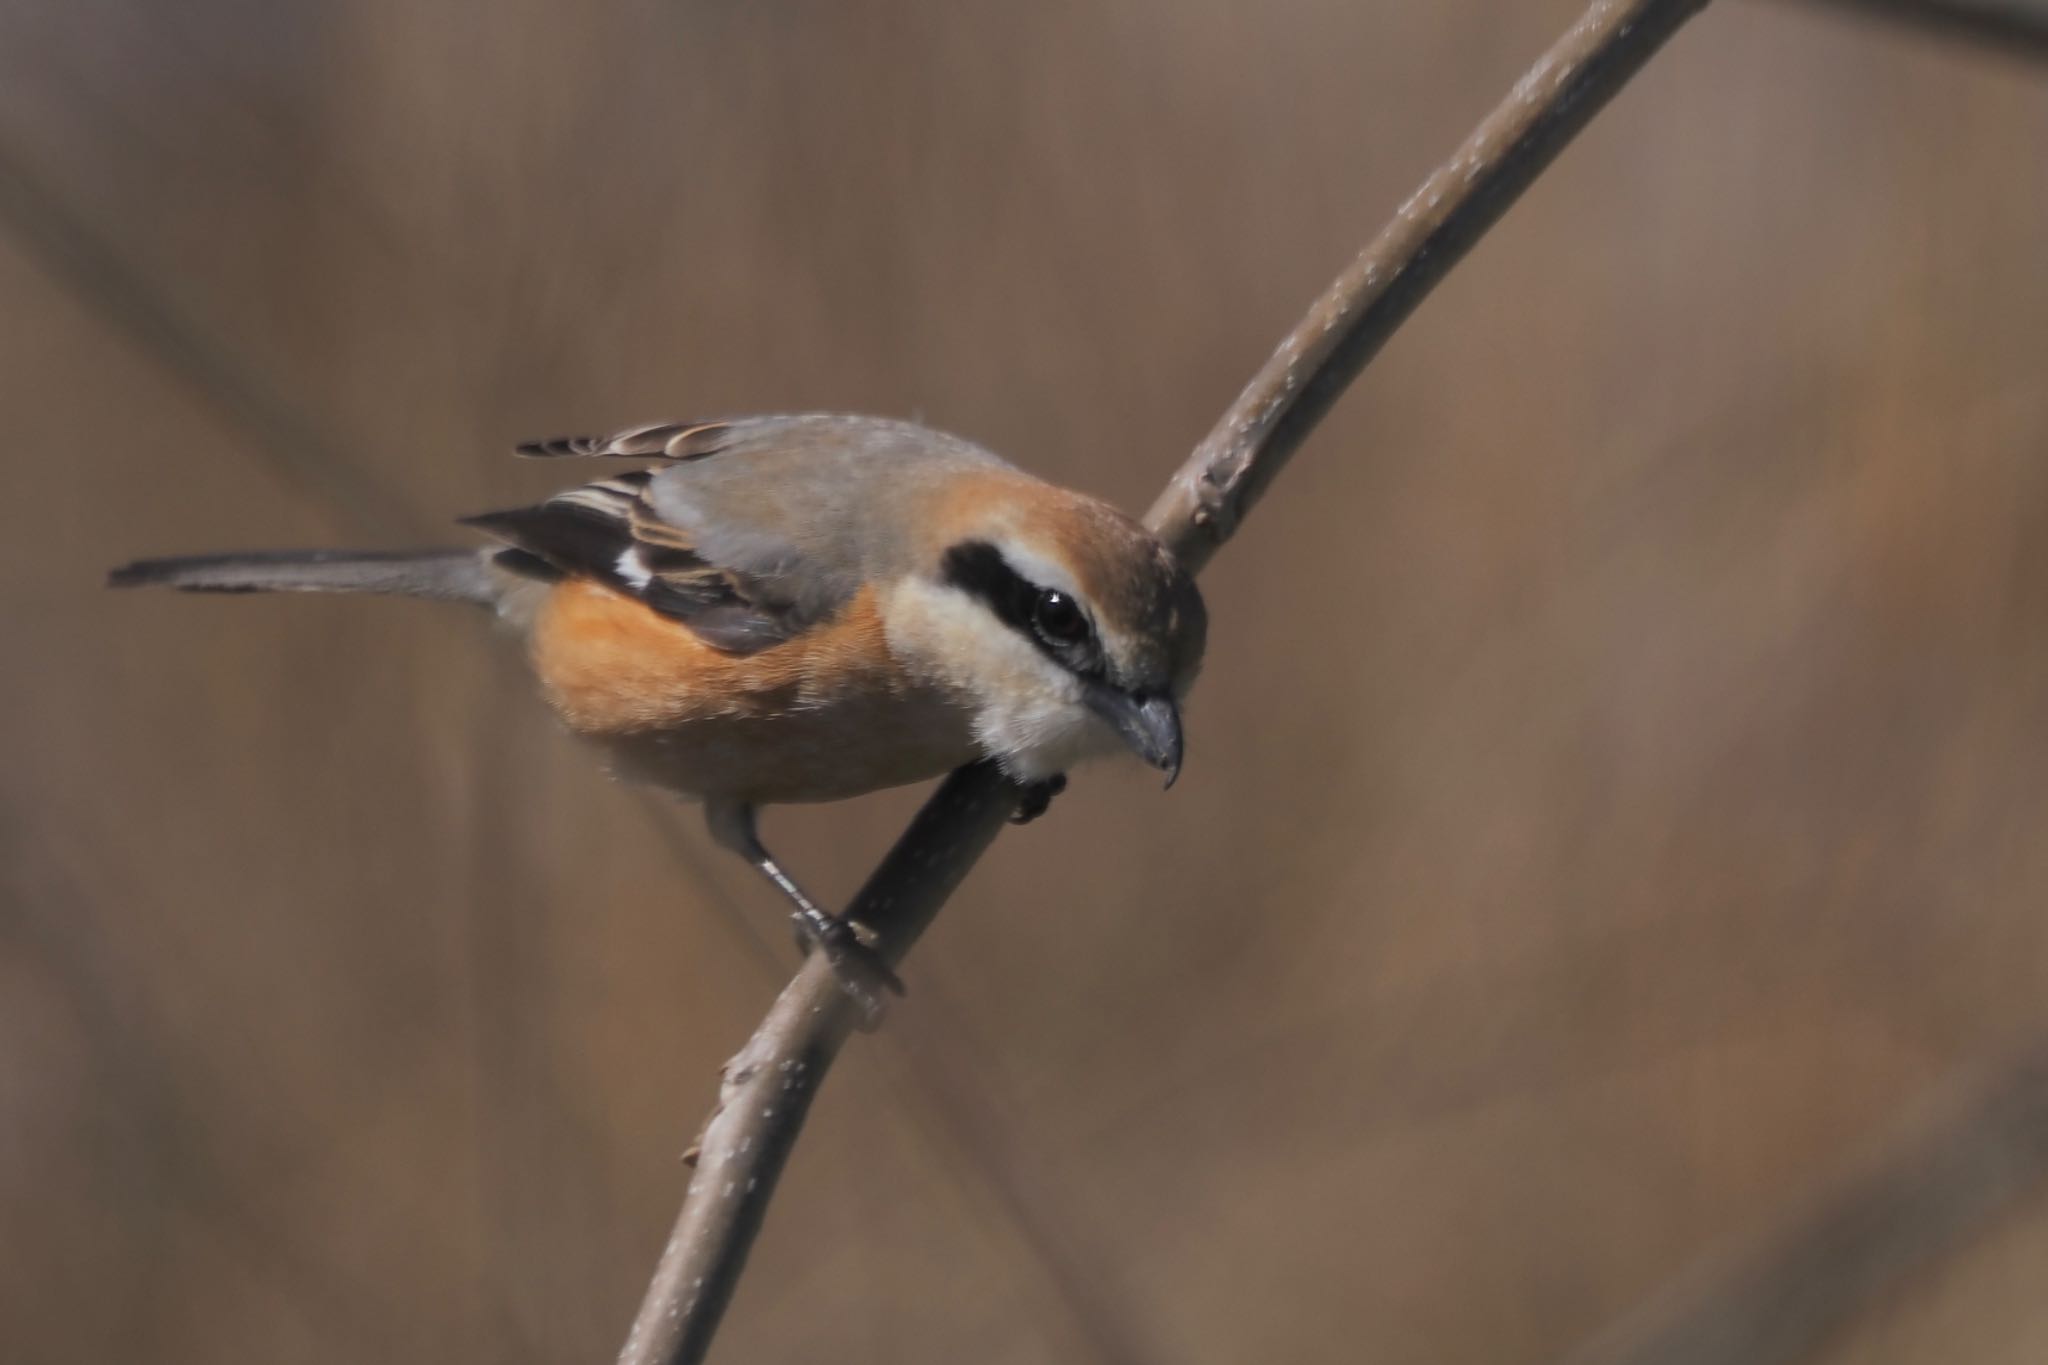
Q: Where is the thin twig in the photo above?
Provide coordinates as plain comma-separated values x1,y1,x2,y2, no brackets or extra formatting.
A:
619,764,1015,1365
1148,0,1712,572
1803,0,2048,61
617,1,1714,1361
1563,1044,2048,1365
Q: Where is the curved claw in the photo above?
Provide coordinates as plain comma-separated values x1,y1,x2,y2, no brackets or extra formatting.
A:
790,909,903,1027
1010,774,1069,825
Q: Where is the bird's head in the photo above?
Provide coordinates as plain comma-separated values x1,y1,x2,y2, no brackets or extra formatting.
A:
883,475,1207,785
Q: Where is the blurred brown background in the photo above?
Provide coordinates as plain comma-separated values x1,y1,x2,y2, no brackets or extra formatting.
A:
4,2,2047,1361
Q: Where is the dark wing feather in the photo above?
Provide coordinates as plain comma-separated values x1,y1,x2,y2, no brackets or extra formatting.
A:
514,421,735,462
460,468,807,654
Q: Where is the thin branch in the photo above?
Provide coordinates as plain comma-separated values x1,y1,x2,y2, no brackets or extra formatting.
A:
1563,1044,2048,1365
618,1,1715,1361
1149,0,1711,571
1802,0,2048,61
619,764,1016,1365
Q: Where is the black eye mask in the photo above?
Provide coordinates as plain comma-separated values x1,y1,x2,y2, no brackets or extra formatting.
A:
940,540,1107,680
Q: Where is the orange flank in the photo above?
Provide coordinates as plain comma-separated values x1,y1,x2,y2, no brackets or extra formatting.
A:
530,579,899,736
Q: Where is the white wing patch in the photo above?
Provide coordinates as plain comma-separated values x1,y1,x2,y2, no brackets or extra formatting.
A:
614,546,652,589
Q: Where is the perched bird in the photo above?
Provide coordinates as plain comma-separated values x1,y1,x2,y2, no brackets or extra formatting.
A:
110,414,1207,1007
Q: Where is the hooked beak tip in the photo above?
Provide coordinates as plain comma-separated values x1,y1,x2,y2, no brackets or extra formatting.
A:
1090,688,1184,792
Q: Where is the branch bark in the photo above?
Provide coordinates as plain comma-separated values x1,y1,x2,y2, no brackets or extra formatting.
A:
617,1,1714,1361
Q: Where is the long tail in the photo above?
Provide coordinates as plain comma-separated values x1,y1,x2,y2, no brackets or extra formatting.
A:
107,548,500,605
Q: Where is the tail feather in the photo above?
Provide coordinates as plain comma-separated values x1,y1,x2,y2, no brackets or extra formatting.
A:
108,548,499,605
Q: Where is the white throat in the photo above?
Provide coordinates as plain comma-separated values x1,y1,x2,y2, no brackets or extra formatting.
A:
882,578,1121,781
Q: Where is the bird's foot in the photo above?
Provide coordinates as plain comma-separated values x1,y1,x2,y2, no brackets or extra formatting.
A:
1009,773,1068,825
790,906,904,1026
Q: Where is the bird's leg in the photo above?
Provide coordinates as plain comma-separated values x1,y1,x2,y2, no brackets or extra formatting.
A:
1009,773,1068,825
703,800,904,1019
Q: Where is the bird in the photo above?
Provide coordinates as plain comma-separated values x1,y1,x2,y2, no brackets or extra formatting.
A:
110,414,1208,1012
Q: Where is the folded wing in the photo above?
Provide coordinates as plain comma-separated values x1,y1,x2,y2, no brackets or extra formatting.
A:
477,414,1013,654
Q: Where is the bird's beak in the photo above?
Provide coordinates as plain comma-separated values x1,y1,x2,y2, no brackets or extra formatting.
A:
1088,688,1183,788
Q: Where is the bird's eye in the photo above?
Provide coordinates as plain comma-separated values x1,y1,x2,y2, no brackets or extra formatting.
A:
1032,588,1088,644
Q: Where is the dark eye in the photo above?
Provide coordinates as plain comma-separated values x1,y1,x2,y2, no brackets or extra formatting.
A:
1032,588,1088,644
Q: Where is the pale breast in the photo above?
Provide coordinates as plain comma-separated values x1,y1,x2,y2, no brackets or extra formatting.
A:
528,579,979,804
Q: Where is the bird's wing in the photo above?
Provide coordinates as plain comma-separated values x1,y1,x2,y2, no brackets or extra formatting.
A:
470,415,1005,654
463,465,812,654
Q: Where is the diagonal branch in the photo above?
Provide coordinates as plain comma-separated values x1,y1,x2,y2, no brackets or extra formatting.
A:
1147,0,1713,573
617,1,1714,1361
